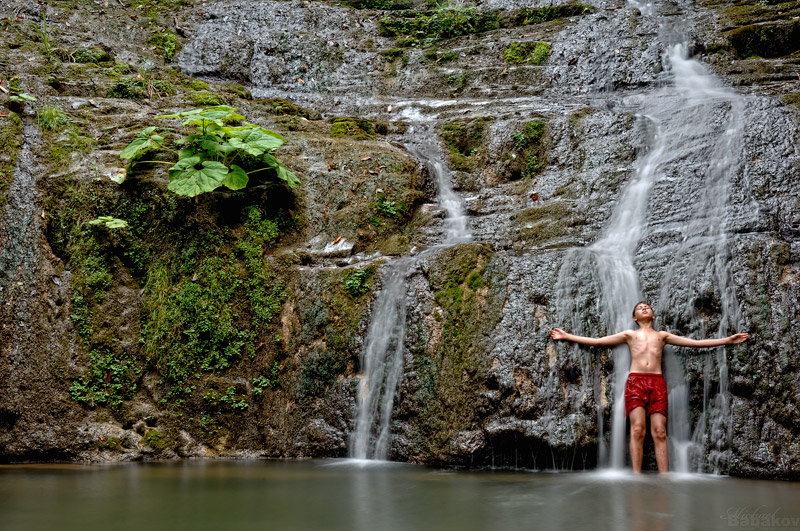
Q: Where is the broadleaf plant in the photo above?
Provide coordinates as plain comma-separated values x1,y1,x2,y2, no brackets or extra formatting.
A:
118,106,299,197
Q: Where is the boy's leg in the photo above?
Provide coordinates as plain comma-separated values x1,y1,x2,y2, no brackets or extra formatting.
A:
629,407,646,474
650,413,668,473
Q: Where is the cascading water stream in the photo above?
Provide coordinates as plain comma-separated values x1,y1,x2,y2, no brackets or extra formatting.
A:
349,119,470,460
555,24,748,471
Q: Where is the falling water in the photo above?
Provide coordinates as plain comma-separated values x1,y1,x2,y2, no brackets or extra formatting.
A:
349,119,470,460
556,28,747,471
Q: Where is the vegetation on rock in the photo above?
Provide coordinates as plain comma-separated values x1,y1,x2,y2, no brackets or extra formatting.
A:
120,106,300,197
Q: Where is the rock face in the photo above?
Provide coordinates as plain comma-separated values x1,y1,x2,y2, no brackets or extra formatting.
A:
0,0,798,478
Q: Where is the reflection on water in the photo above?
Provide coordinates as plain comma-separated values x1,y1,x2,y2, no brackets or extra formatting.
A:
1,460,799,531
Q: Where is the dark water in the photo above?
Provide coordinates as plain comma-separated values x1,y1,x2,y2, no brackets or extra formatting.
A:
1,460,799,531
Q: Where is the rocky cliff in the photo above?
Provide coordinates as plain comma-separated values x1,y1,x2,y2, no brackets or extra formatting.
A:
0,0,798,479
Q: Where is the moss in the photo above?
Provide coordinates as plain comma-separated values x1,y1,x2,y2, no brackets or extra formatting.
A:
188,90,224,106
107,77,147,99
223,82,252,100
148,31,178,62
725,21,800,59
143,429,169,451
378,7,501,42
440,117,489,172
415,243,506,461
72,47,114,64
507,119,547,179
344,0,410,9
330,117,376,139
260,98,319,119
185,79,210,91
513,200,586,246
0,112,23,207
510,4,595,25
503,41,551,65
784,93,800,109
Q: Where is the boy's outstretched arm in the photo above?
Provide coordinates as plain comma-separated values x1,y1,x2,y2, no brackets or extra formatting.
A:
549,328,629,347
664,332,749,348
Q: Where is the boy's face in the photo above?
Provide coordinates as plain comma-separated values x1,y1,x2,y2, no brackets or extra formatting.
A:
633,303,653,321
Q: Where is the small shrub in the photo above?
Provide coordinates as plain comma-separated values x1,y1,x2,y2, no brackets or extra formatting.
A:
345,267,375,297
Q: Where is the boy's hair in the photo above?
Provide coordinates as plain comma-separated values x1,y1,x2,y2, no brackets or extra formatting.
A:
632,301,652,318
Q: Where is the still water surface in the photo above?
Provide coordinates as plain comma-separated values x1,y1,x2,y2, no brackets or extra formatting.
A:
2,459,798,531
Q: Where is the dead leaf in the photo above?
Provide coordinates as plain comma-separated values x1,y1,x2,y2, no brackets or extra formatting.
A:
191,272,198,281
361,156,371,161
297,77,305,84
533,192,539,202
88,99,99,107
332,236,342,245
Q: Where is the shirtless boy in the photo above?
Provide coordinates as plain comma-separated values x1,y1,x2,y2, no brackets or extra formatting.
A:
549,301,749,473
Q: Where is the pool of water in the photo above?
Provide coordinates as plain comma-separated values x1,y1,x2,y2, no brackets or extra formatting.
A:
2,460,799,531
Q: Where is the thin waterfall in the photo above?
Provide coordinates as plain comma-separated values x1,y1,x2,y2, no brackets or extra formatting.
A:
349,121,470,460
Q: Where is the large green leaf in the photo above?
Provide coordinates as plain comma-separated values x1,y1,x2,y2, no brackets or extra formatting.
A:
120,126,164,160
277,165,301,188
222,164,249,191
167,160,230,197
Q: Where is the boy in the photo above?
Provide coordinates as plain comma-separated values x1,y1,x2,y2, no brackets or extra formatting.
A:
549,301,749,473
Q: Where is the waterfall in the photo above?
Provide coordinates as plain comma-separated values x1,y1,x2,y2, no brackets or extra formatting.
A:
555,33,747,471
349,120,470,460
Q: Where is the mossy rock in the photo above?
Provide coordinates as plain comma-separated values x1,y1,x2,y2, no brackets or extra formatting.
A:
188,90,224,106
725,20,800,58
0,112,23,208
507,4,595,26
329,117,377,139
507,119,547,180
67,46,115,64
512,200,587,246
414,242,507,462
503,41,551,65
260,98,320,120
439,117,490,172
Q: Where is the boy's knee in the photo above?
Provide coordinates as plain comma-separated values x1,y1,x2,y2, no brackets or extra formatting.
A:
631,424,647,440
652,426,667,442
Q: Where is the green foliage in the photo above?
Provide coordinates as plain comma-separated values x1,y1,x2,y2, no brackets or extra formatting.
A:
120,106,300,197
329,117,376,139
202,386,249,410
512,120,545,151
149,31,178,61
509,120,546,179
185,79,210,91
8,93,36,103
378,5,501,43
36,105,67,131
253,361,281,394
503,41,551,65
88,216,129,229
35,8,53,59
69,349,140,408
344,267,375,298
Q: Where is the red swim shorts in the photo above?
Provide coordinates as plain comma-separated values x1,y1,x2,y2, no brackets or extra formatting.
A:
625,372,668,418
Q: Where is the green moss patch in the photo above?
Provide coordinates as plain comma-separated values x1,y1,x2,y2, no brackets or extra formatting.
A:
329,117,377,139
378,7,501,43
508,120,547,179
512,200,586,246
414,243,506,462
503,41,551,65
0,112,23,208
725,21,800,59
440,117,489,172
509,4,595,25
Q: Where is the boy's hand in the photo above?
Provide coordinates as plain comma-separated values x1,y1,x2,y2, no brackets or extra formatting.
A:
729,333,749,344
549,328,567,340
